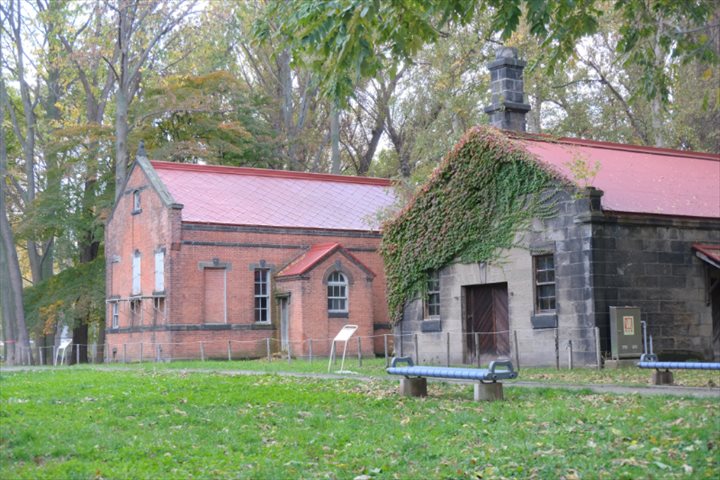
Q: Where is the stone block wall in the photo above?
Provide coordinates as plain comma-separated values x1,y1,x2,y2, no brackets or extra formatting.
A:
396,188,600,367
591,215,720,360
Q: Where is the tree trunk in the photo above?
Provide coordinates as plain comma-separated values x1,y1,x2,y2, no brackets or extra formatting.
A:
115,88,129,199
277,49,296,169
0,145,31,366
70,324,89,364
0,237,19,365
330,102,341,173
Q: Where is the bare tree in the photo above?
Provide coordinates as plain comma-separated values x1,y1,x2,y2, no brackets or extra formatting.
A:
105,0,197,197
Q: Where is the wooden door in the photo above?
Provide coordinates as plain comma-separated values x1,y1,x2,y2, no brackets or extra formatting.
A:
279,297,290,351
464,283,510,363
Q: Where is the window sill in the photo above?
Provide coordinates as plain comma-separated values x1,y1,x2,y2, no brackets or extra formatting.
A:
131,209,142,215
328,311,349,319
531,313,557,329
251,322,275,330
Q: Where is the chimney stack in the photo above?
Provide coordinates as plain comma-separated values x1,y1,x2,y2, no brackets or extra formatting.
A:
484,47,531,132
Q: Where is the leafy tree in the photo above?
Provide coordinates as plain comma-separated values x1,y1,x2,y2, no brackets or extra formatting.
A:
135,71,277,167
259,0,717,107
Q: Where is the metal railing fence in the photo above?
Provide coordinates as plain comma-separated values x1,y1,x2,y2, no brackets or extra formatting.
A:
5,326,603,369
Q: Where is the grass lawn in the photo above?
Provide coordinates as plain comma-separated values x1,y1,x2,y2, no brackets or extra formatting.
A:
92,357,720,388
1,369,719,479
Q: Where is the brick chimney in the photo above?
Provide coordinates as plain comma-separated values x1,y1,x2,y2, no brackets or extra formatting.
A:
484,47,531,132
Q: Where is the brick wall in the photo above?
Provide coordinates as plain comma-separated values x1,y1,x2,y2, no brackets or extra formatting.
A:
106,163,391,360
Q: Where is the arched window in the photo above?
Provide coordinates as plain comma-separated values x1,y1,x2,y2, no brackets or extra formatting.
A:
327,272,348,313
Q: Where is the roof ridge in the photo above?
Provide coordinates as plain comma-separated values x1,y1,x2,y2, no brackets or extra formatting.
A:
149,160,394,186
507,131,720,161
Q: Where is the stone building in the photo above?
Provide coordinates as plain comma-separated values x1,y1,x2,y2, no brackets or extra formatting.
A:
393,48,720,366
104,158,395,361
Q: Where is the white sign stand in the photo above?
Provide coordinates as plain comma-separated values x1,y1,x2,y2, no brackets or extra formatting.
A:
328,324,358,374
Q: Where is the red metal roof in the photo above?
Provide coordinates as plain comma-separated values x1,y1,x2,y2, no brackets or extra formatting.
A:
693,244,720,268
278,243,340,276
518,136,720,219
150,161,395,231
276,242,374,277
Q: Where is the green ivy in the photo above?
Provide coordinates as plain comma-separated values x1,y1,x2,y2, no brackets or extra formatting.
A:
380,127,564,322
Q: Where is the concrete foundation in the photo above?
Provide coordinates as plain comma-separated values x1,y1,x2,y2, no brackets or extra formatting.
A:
474,382,504,401
400,377,427,397
651,370,674,385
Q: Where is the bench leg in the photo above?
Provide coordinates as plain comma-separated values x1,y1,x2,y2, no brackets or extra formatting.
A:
652,370,674,385
400,377,427,397
474,382,504,401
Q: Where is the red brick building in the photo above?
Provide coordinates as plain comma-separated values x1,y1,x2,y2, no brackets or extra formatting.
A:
105,156,395,361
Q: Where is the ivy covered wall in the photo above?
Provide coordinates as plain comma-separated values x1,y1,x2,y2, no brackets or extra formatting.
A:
380,127,566,321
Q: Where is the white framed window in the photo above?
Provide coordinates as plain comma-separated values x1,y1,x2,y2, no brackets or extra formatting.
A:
254,269,270,323
327,272,348,313
154,250,165,292
132,250,141,295
111,302,119,329
426,271,440,318
534,254,556,312
132,190,141,213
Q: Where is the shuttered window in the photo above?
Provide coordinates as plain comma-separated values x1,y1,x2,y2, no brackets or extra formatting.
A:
132,251,141,295
154,250,165,292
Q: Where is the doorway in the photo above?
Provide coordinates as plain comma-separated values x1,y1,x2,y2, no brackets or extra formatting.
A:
278,296,290,351
464,283,510,364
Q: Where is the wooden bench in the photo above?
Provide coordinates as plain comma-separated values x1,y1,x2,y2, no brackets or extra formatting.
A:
637,353,720,385
386,357,518,401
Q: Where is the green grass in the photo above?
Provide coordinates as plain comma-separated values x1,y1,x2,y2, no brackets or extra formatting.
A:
86,357,720,388
1,369,719,479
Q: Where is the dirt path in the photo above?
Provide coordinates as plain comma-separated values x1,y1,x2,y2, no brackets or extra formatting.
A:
2,365,719,399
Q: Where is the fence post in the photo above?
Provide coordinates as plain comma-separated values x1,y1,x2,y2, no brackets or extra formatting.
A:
384,335,389,367
567,340,573,370
266,338,271,361
53,346,57,366
357,337,362,367
200,342,205,362
140,343,143,363
475,333,481,368
309,339,313,364
287,340,291,364
123,344,127,364
39,347,44,366
513,330,520,371
446,331,450,367
414,333,419,364
156,344,162,362
227,341,232,361
76,344,80,365
554,329,559,370
594,327,602,369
